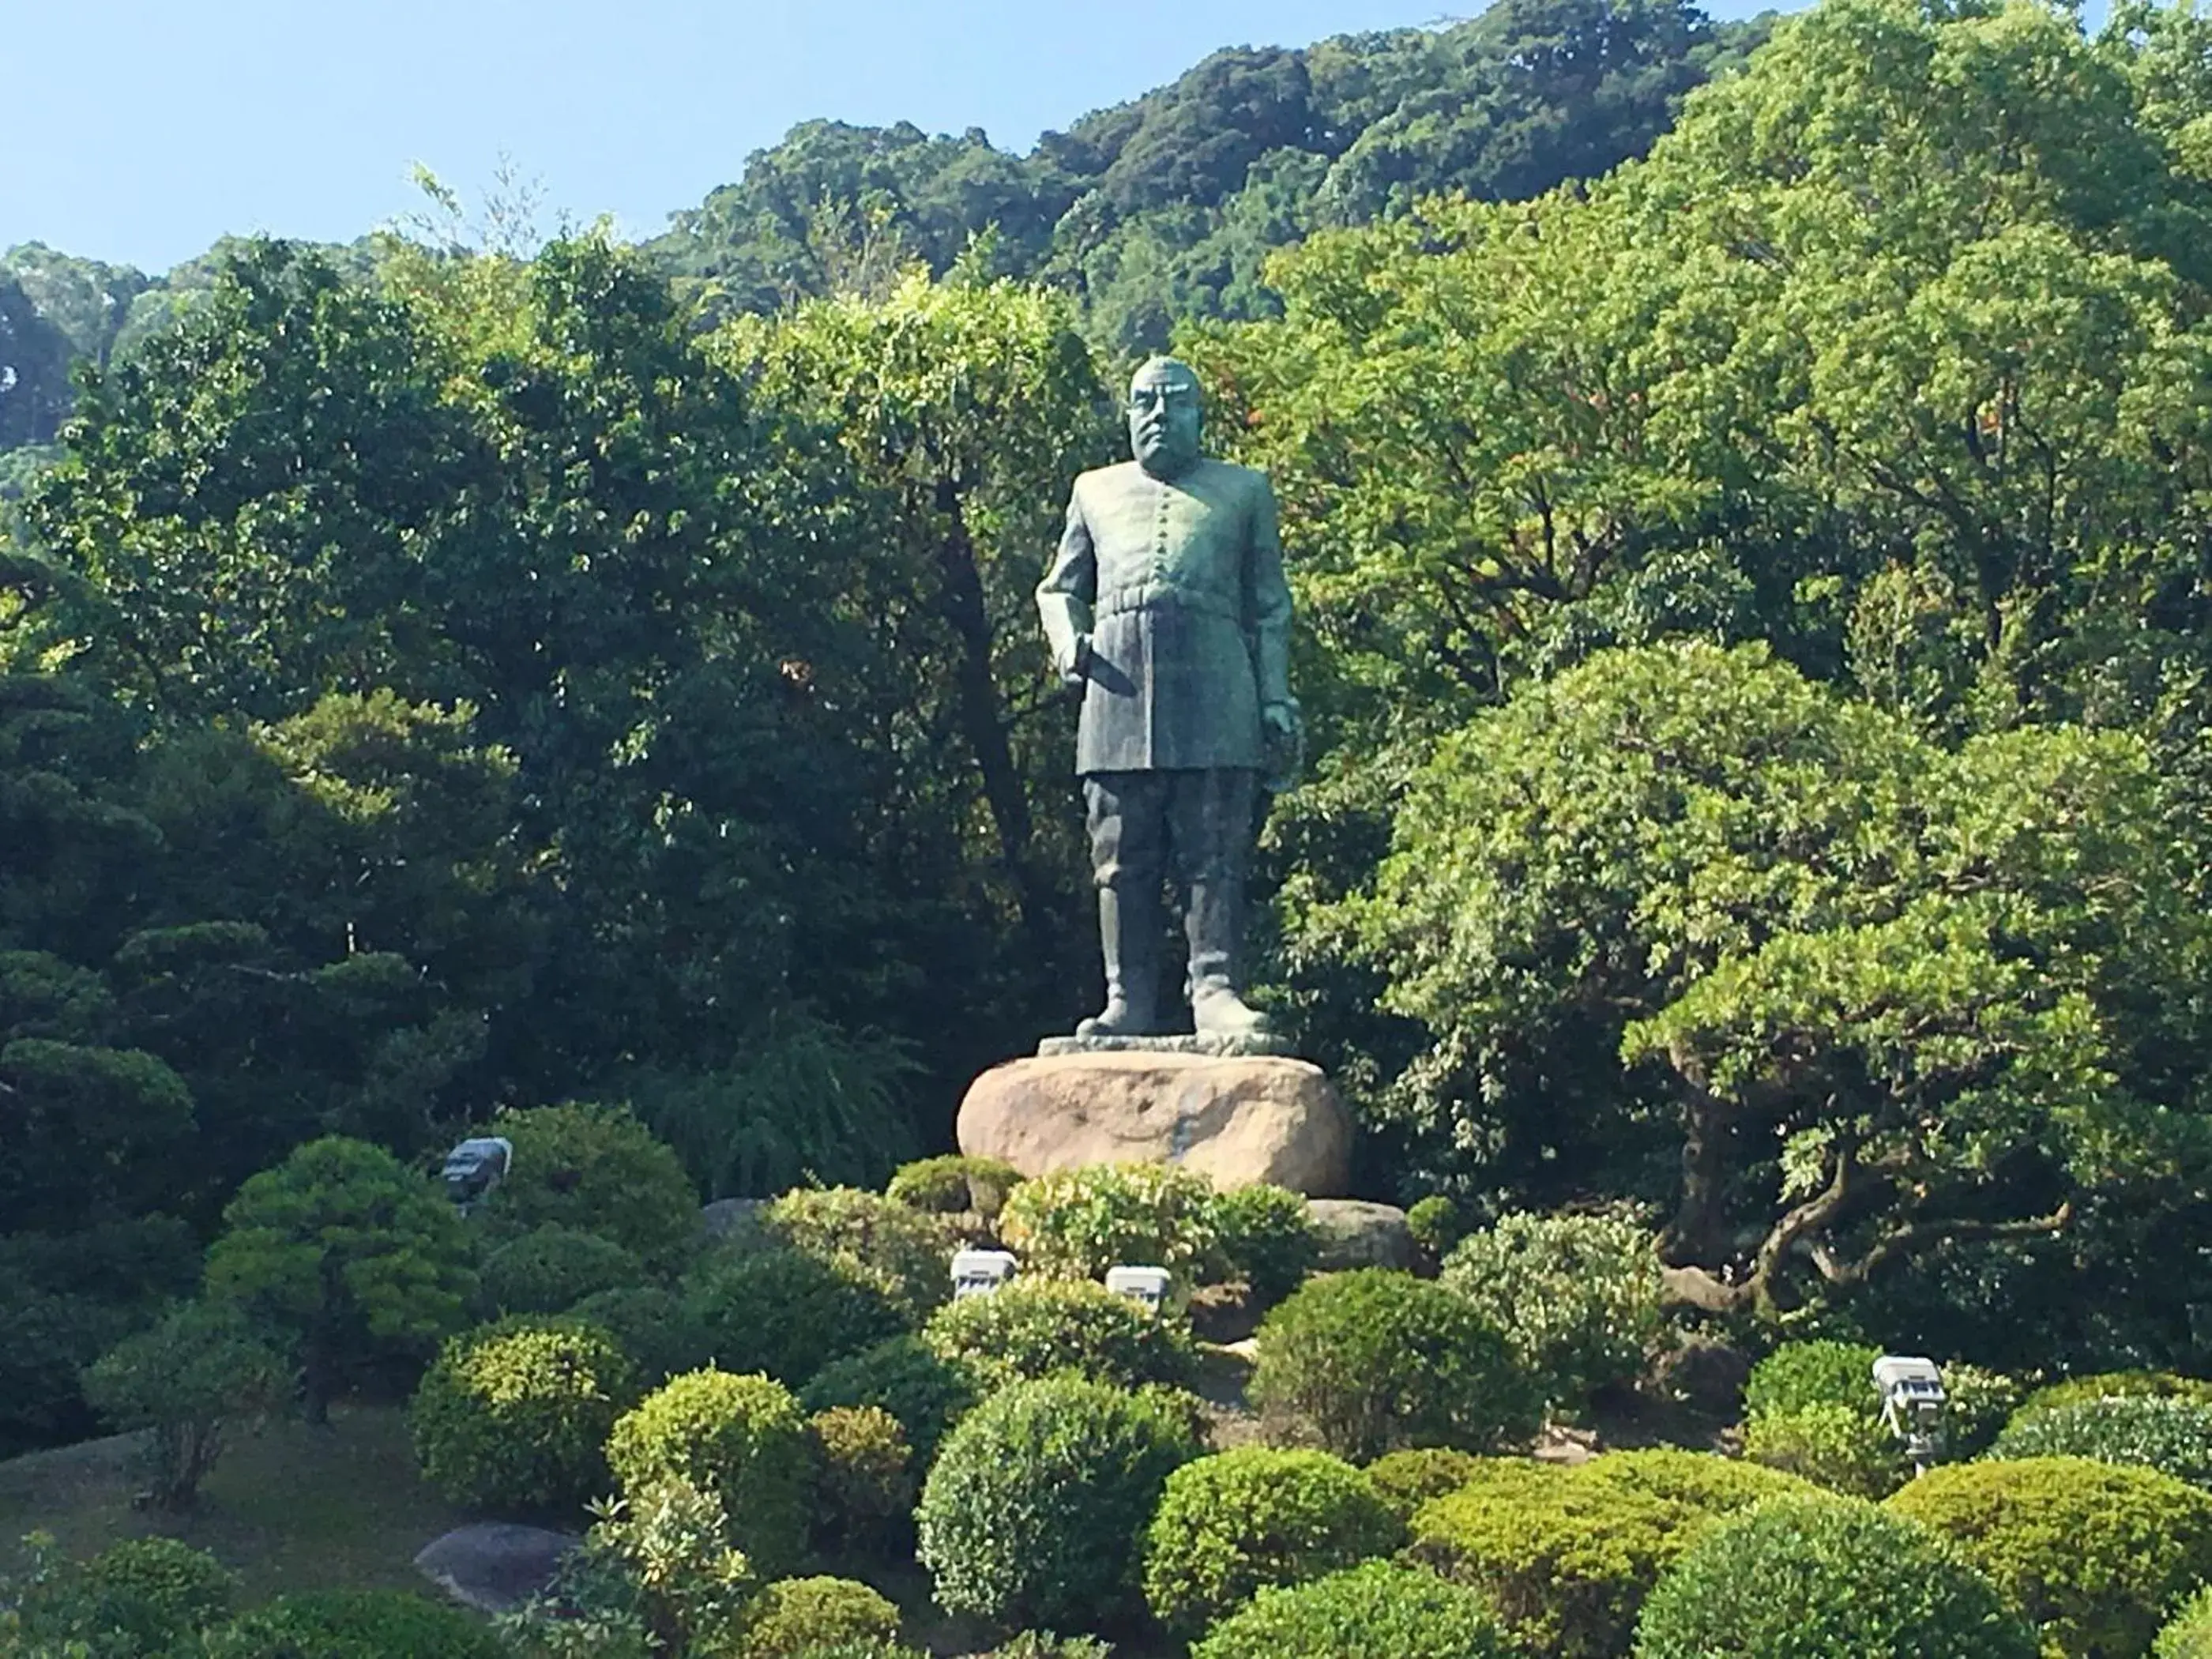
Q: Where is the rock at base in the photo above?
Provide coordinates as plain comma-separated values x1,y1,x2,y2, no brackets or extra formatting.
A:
415,1522,581,1615
957,1051,1352,1196
1307,1198,1415,1271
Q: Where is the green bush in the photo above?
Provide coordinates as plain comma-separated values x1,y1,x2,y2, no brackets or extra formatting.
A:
81,1536,239,1635
479,1224,648,1317
997,1163,1221,1282
1142,1446,1403,1636
923,1277,1195,1393
1248,1269,1539,1462
980,1637,1112,1658
208,1588,509,1658
1888,1455,2212,1659
567,1284,707,1385
1404,1195,1464,1261
1990,1394,2212,1488
762,1186,960,1322
1742,1400,1905,1498
916,1373,1203,1631
480,1101,702,1273
1407,1457,1722,1659
1191,1559,1515,1659
1940,1361,2026,1458
409,1315,639,1516
886,1154,1024,1221
807,1405,915,1550
2013,1369,2212,1422
1572,1446,1813,1513
1742,1338,1882,1418
1440,1209,1666,1416
17,1535,246,1656
1210,1185,1321,1307
607,1368,811,1581
799,1334,980,1467
739,1576,901,1657
1364,1447,1488,1523
2157,1586,2212,1658
80,1300,288,1510
683,1245,905,1387
1632,1494,2037,1659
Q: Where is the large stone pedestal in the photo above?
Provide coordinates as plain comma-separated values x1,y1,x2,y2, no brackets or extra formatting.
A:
956,1051,1352,1195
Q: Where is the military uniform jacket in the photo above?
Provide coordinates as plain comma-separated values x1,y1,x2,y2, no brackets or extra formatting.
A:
1036,457,1293,775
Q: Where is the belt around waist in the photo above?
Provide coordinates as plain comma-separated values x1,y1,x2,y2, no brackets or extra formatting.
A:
1094,583,1243,621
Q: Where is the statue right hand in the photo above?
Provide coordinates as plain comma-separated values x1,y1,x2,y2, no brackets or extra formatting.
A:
1058,634,1093,690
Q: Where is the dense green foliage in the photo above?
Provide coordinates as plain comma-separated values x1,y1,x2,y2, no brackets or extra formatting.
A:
683,1247,906,1387
761,1187,960,1322
799,1334,980,1466
886,1155,1025,1221
1888,1455,2212,1659
208,1587,510,1659
1738,1339,1904,1496
1209,1184,1322,1307
915,1374,1203,1631
2159,1586,2212,1659
478,1225,650,1318
606,1368,813,1580
1191,1559,1516,1659
1990,1394,2212,1488
922,1276,1195,1393
1632,1495,2038,1658
1141,1446,1403,1635
1248,1269,1539,1460
997,1163,1224,1284
80,1299,288,1510
738,1576,902,1657
409,1315,639,1516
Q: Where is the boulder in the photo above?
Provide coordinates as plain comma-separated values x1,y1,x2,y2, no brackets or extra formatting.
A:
956,1052,1352,1196
414,1522,581,1614
699,1198,768,1249
1307,1198,1415,1271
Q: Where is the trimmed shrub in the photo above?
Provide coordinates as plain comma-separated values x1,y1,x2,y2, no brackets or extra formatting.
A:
59,1537,241,1653
480,1101,701,1272
2013,1370,2212,1423
683,1246,905,1387
1742,1400,1904,1498
1440,1209,1666,1415
1248,1269,1539,1461
1210,1184,1321,1307
80,1299,288,1511
568,1284,708,1385
886,1154,1024,1221
799,1334,979,1467
607,1368,812,1580
1404,1196,1464,1260
1573,1446,1813,1513
923,1277,1195,1393
208,1588,508,1658
997,1163,1221,1282
762,1187,961,1322
2157,1586,2212,1659
807,1405,915,1550
1192,1559,1515,1659
739,1576,901,1657
1142,1446,1403,1636
916,1373,1203,1630
981,1638,1113,1658
1743,1338,1882,1419
1365,1446,1488,1523
409,1315,638,1516
1888,1455,2212,1659
1990,1394,2212,1488
1633,1494,2038,1659
478,1224,647,1316
1941,1361,2026,1458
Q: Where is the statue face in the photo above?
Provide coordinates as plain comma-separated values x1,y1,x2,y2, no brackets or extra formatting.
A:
1128,360,1202,478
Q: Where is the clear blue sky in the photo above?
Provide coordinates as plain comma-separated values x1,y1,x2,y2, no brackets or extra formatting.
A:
5,0,1789,276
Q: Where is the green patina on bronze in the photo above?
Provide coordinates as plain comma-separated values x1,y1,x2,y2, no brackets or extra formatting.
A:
1036,357,1301,1044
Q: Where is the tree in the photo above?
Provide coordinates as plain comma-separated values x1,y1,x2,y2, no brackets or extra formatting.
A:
81,1300,288,1510
1329,641,2212,1314
204,1136,474,1422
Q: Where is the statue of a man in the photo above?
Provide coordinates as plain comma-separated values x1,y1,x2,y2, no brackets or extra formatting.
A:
1036,356,1299,1040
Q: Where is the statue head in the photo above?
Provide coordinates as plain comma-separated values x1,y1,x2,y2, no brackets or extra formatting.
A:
1127,356,1203,479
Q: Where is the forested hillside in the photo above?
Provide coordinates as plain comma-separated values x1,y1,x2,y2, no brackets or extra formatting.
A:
2,0,2210,1543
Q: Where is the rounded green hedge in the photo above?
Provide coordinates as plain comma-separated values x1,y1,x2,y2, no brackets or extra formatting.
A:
799,1334,979,1468
66,1536,239,1653
997,1163,1222,1283
1191,1560,1515,1659
1887,1455,2212,1659
886,1154,1025,1220
1632,1495,2037,1659
205,1588,509,1658
762,1186,961,1322
1742,1339,1883,1419
1989,1394,2212,1488
1142,1446,1403,1636
2156,1585,2212,1658
2011,1370,2212,1423
1209,1184,1321,1307
1440,1209,1666,1415
480,1101,701,1272
408,1315,638,1516
923,1277,1194,1393
683,1245,906,1387
916,1374,1203,1631
568,1283,708,1385
479,1223,648,1316
739,1575,901,1657
606,1367,812,1580
1248,1269,1538,1462
807,1404,915,1548
1364,1447,1488,1524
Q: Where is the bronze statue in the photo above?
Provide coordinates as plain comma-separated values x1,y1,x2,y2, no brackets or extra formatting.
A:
1036,357,1300,1042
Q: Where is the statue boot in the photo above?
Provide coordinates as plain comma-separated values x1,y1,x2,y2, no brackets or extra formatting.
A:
1078,884,1161,1037
1185,873,1271,1036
